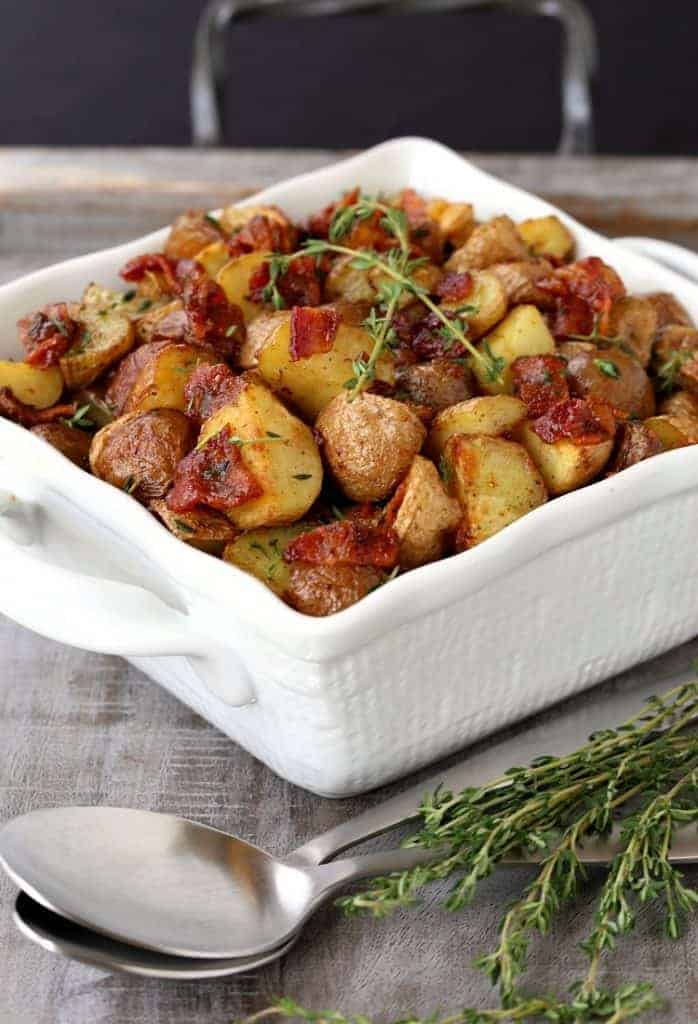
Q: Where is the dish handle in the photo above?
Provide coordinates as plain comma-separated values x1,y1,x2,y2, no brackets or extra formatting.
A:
0,489,255,708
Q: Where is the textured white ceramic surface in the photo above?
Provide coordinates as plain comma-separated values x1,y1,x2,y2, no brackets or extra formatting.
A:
1,138,698,796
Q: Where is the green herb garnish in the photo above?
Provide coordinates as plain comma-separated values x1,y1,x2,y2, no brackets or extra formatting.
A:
594,357,621,379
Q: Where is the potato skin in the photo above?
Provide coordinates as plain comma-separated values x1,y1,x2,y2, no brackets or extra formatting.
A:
487,259,555,307
646,292,694,330
285,563,382,616
659,389,698,427
150,499,238,555
428,395,528,459
559,342,655,419
446,215,528,272
391,456,461,568
608,421,663,474
90,409,194,503
164,210,221,260
30,421,92,469
396,358,474,412
606,297,659,368
316,393,426,502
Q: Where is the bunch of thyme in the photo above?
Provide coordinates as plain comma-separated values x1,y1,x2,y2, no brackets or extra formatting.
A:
240,679,698,1024
263,195,500,396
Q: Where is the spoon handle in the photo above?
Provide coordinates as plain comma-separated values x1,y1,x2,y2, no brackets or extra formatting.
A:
291,671,688,866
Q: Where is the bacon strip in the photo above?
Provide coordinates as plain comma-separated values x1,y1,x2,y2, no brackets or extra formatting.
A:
18,303,78,368
512,354,570,419
183,364,244,425
166,425,262,513
0,389,76,428
290,306,340,361
532,397,616,445
284,519,398,569
538,256,625,339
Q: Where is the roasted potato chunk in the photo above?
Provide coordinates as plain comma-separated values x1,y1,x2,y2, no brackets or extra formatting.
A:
473,305,556,395
135,299,187,345
325,255,440,310
0,361,63,409
608,421,663,473
317,393,426,502
606,297,659,368
194,240,231,279
240,310,291,369
198,375,323,529
258,318,394,421
426,199,475,248
559,342,655,419
517,421,613,495
659,389,698,430
60,284,136,390
443,434,547,547
285,563,382,616
487,259,555,308
428,395,528,459
438,269,508,340
396,358,473,412
90,409,194,502
390,456,461,568
517,215,574,260
151,499,238,555
646,292,694,330
30,421,92,469
165,210,222,260
218,203,291,237
216,251,269,323
123,343,218,414
446,215,528,272
223,523,313,595
645,414,697,448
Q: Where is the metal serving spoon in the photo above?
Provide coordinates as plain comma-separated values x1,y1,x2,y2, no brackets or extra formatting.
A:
3,674,698,962
13,830,698,980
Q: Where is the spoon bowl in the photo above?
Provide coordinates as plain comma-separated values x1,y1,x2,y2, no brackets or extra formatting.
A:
13,890,298,980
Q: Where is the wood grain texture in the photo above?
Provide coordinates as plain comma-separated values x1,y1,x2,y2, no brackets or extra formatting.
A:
0,148,697,1024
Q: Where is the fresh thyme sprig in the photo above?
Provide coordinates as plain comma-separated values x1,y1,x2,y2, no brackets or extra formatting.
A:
328,194,411,255
567,315,623,347
656,349,692,393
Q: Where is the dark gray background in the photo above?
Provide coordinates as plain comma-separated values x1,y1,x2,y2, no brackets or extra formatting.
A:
1,1,697,152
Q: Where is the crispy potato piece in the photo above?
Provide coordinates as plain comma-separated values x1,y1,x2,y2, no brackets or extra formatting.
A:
391,456,461,568
446,215,528,272
30,421,92,469
517,420,613,495
151,499,238,555
517,215,574,260
428,395,528,459
659,389,698,428
124,343,218,414
216,251,269,323
608,421,663,473
135,299,187,345
487,259,555,308
285,563,382,616
325,256,441,310
0,361,63,409
257,319,394,421
443,434,547,546
606,297,659,368
646,292,694,330
218,204,290,236
60,284,136,390
164,210,221,260
653,325,698,393
82,283,170,327
396,358,473,412
199,375,322,529
240,311,291,369
473,305,556,395
223,523,312,595
644,414,697,448
90,409,194,503
426,199,475,248
439,269,508,340
194,240,231,280
559,342,655,419
316,393,426,502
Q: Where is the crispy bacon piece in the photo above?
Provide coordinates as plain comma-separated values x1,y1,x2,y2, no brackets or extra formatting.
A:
393,310,467,362
179,270,245,361
18,303,78,368
166,425,262,514
538,257,626,339
290,306,340,361
121,253,180,294
227,214,298,258
283,519,399,569
248,254,323,309
532,397,616,445
183,364,244,424
436,272,473,304
512,354,570,418
0,388,76,428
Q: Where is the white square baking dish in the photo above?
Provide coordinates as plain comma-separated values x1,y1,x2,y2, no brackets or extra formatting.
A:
1,138,698,797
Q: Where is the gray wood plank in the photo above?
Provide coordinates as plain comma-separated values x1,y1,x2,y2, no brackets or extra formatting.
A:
0,148,697,1024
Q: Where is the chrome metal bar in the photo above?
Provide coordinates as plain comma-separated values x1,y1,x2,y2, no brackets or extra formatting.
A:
190,0,597,153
